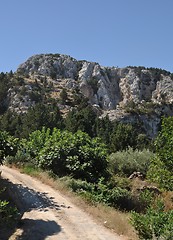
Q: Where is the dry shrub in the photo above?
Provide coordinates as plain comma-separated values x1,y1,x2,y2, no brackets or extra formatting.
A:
162,191,173,211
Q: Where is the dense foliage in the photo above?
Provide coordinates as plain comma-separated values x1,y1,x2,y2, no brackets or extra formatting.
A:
0,198,18,226
10,128,109,183
131,117,173,239
38,130,109,182
0,182,19,236
147,117,173,190
0,131,19,165
0,115,172,240
66,177,132,209
154,117,173,169
0,71,150,149
0,70,173,239
131,201,173,239
65,105,97,137
0,72,11,114
109,148,153,177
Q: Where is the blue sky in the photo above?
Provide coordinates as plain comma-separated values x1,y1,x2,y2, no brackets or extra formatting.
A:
0,0,173,72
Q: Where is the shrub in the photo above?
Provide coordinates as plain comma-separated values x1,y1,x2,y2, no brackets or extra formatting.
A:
147,157,173,191
0,187,19,226
134,189,156,213
109,175,131,190
0,200,18,225
59,88,68,105
87,77,99,94
110,123,138,152
108,148,153,177
0,131,19,164
65,178,94,193
64,177,132,210
147,117,173,190
93,183,132,209
24,127,51,159
155,117,173,169
131,200,173,240
38,129,109,182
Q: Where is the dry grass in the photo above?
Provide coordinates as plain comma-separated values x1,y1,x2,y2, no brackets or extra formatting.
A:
52,179,138,239
79,204,138,240
50,91,60,99
162,191,173,211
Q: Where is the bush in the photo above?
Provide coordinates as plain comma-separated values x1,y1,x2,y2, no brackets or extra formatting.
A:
110,123,138,152
64,177,132,210
155,117,173,169
65,178,94,193
109,175,131,190
23,127,51,159
132,189,156,213
108,148,153,177
147,117,173,190
0,131,19,164
38,129,109,182
147,157,173,191
0,187,19,226
92,182,132,209
7,128,109,183
131,200,173,239
0,200,18,225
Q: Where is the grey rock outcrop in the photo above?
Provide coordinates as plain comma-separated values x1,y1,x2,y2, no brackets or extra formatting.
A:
16,53,173,137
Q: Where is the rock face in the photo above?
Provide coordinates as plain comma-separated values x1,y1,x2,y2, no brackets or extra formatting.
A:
16,53,173,137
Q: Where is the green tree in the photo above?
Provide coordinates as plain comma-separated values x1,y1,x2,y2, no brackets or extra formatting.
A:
65,105,97,137
0,73,10,114
59,88,68,105
22,127,51,159
0,110,22,136
154,117,173,169
147,157,173,190
20,103,63,138
95,115,113,145
38,129,108,182
110,123,137,152
131,201,173,240
72,90,89,108
147,117,173,190
0,131,19,164
87,77,99,94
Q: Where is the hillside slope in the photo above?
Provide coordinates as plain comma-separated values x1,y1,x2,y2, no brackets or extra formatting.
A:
1,53,173,137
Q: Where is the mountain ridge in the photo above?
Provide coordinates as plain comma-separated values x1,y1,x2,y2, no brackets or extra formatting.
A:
2,53,173,138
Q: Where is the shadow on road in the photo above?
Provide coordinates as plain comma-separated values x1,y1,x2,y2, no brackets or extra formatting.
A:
16,218,61,240
0,177,65,240
4,178,69,213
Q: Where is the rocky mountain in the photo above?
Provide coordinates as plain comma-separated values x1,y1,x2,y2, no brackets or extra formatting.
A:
4,53,173,137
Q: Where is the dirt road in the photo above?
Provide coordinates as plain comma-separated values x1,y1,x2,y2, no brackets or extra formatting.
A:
1,166,128,240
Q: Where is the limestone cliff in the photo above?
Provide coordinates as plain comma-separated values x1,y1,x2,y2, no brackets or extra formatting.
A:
14,53,173,137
